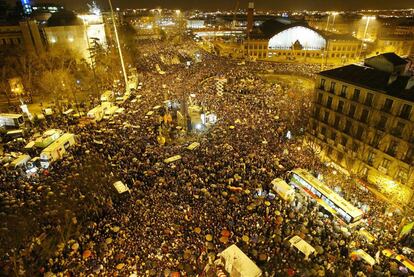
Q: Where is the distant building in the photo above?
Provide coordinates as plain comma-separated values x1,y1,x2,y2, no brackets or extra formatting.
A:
374,34,414,58
43,10,107,60
308,53,414,204
243,19,361,65
0,20,44,54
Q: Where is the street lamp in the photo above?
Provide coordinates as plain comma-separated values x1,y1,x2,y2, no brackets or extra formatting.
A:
358,15,376,59
362,16,376,42
331,12,338,32
108,0,128,91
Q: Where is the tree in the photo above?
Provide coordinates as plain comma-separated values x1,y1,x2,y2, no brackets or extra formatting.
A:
37,69,75,105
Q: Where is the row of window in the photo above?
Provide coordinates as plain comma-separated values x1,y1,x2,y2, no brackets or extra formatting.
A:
327,144,410,183
313,118,413,165
315,102,411,142
319,79,413,120
331,45,359,52
0,37,22,45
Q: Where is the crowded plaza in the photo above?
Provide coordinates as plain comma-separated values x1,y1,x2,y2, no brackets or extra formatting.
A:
0,38,413,276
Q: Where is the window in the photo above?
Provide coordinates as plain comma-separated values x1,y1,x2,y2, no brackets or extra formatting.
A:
334,115,340,128
337,100,344,113
392,121,405,138
377,115,388,131
340,85,348,97
320,79,326,90
317,93,323,104
355,126,364,140
348,104,356,117
403,148,414,165
341,136,348,146
382,98,394,113
330,131,337,141
314,107,320,118
352,142,359,152
367,151,375,166
360,109,369,123
381,158,391,169
387,140,398,157
371,132,382,147
352,89,360,101
323,111,330,123
365,93,373,106
329,82,336,93
396,168,409,183
321,126,327,136
400,104,412,120
326,96,333,108
344,120,352,134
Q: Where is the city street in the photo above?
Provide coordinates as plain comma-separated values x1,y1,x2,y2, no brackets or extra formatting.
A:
1,38,411,276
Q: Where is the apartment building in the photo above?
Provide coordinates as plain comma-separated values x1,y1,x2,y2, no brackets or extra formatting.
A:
308,53,414,204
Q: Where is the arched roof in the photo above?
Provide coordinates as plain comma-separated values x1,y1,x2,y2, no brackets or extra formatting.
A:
268,25,327,50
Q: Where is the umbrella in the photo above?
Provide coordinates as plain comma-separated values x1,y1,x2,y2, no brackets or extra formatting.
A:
194,227,201,234
242,235,249,242
82,250,92,259
71,243,79,251
206,234,213,241
259,253,267,261
112,226,120,232
116,263,125,270
105,238,113,244
219,236,229,244
264,201,271,206
221,229,231,237
171,272,180,277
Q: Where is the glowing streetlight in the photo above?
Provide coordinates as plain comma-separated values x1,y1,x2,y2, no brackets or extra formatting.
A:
108,0,128,91
358,15,376,59
331,12,339,32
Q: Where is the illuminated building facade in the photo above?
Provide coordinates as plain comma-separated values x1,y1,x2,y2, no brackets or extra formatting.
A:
43,10,107,60
244,20,361,65
308,53,414,203
0,21,44,54
374,34,414,58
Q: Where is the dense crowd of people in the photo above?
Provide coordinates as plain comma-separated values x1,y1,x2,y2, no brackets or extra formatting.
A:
0,38,413,276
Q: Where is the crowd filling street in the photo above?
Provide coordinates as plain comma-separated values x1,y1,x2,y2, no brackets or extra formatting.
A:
1,38,413,276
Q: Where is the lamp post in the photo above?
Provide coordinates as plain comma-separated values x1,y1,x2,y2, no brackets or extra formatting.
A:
325,13,330,31
330,12,338,32
108,0,128,91
358,15,376,59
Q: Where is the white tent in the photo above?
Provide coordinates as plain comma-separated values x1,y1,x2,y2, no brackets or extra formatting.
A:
113,181,130,194
289,236,316,259
215,244,262,277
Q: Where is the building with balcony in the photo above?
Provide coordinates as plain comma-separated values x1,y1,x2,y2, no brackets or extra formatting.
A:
308,53,414,204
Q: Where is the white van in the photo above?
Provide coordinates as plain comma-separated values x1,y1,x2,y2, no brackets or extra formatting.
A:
40,133,76,168
87,106,104,122
10,154,31,169
271,178,295,201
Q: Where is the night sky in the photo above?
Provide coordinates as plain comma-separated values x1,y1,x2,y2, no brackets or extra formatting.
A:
18,0,414,11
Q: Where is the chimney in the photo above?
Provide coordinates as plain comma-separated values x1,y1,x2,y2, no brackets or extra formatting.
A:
247,2,254,35
406,76,414,90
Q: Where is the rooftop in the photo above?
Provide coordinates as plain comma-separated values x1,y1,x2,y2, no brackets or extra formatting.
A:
366,52,408,66
319,64,414,102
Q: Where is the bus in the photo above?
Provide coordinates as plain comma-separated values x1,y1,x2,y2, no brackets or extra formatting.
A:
289,168,363,225
0,113,25,128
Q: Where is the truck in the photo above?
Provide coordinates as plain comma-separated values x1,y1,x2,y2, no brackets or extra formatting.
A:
34,129,63,148
100,90,115,103
0,113,25,129
87,106,104,122
40,133,76,168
